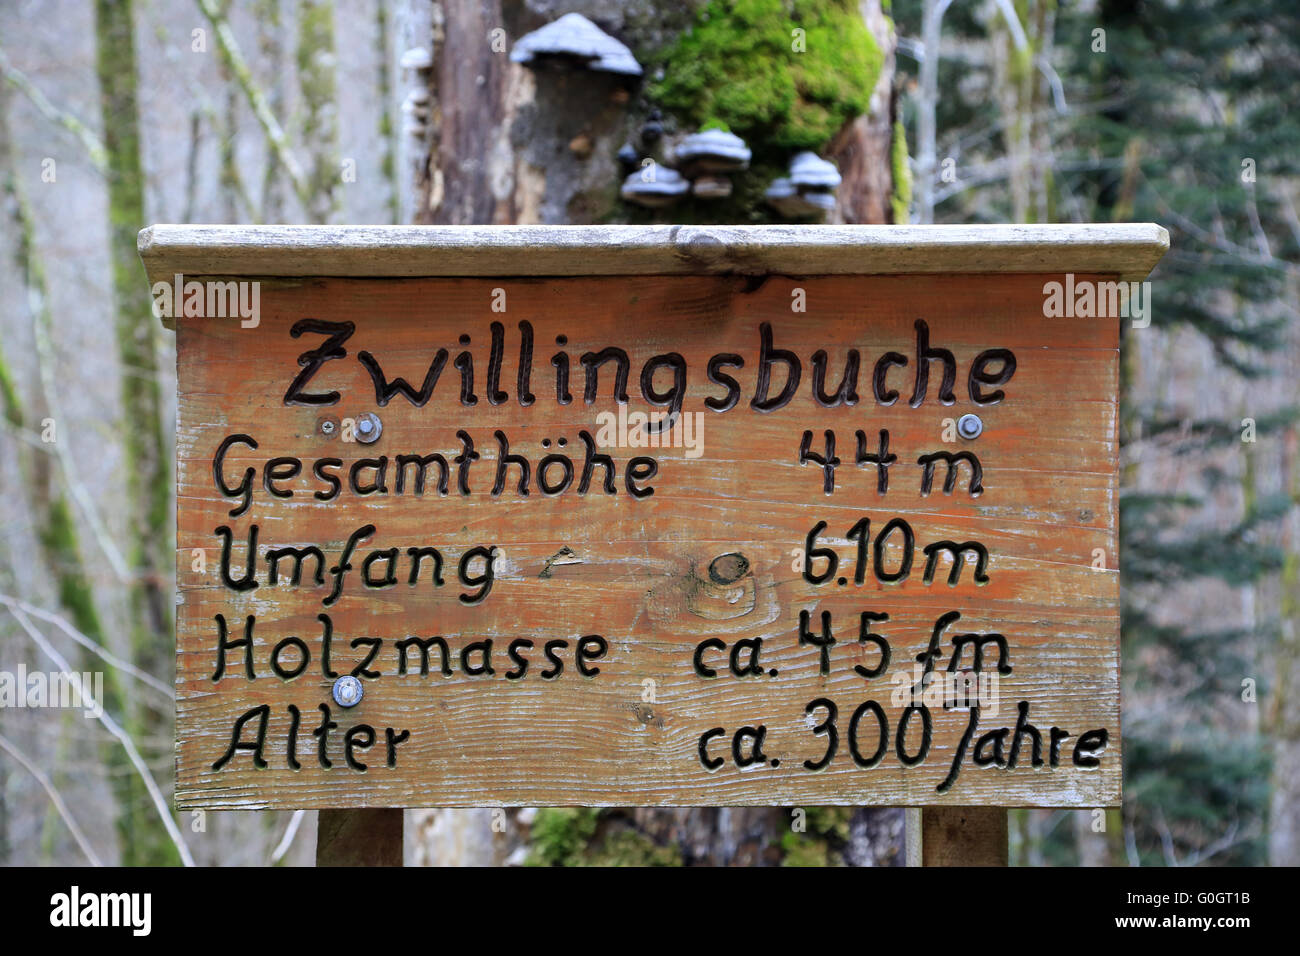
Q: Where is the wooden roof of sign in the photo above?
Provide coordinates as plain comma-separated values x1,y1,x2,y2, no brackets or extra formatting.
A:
147,223,1165,810
140,222,1167,284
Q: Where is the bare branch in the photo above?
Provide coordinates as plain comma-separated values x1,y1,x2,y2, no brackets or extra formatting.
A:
1141,171,1298,275
1243,180,1273,260
270,809,307,864
0,45,107,171
193,0,311,206
0,594,173,700
26,285,131,581
991,0,1030,51
1154,807,1180,866
0,732,104,865
7,604,196,867
1036,56,1068,114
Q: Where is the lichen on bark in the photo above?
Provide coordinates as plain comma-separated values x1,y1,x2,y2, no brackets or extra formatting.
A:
890,115,912,222
95,0,177,866
296,0,340,223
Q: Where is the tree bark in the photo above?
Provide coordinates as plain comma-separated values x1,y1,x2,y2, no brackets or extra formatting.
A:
94,0,176,866
827,0,897,224
297,0,340,223
1269,273,1300,864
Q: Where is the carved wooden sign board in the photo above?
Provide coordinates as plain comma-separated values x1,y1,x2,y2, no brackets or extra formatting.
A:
141,223,1166,810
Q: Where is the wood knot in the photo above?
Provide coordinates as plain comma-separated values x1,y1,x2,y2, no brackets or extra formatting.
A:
687,552,756,621
708,552,750,584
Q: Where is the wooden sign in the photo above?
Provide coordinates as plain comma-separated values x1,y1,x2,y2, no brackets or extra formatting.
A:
141,224,1166,810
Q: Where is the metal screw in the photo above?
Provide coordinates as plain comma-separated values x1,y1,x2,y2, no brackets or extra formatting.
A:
355,412,382,444
332,675,363,708
318,416,338,438
957,413,983,440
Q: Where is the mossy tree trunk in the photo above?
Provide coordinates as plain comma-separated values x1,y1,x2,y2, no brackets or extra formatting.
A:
409,0,904,866
827,0,900,225
297,0,340,223
256,0,289,221
1269,277,1300,865
376,0,399,224
94,0,177,866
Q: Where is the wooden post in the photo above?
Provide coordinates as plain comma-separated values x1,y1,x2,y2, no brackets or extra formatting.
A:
906,807,1008,866
316,809,403,866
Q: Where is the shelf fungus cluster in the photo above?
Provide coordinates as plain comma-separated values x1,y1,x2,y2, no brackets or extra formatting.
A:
620,165,690,208
508,13,839,220
510,12,642,77
621,128,752,208
399,47,433,140
766,152,843,219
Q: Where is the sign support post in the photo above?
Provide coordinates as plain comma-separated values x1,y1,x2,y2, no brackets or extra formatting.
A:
906,807,1008,866
316,809,403,867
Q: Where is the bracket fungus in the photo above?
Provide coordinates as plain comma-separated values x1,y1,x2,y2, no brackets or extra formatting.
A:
620,166,690,208
766,152,841,218
765,175,835,218
789,150,842,190
674,128,752,175
399,53,432,138
510,13,643,77
692,175,733,199
400,88,430,136
399,47,433,72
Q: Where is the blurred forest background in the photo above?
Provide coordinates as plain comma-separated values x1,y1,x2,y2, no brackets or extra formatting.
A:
0,0,1297,866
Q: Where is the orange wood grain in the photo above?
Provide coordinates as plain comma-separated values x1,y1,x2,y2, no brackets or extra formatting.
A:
175,273,1120,809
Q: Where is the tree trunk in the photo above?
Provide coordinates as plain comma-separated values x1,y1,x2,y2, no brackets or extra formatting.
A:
297,0,340,223
1270,273,1300,865
256,0,288,221
94,0,176,866
827,1,898,224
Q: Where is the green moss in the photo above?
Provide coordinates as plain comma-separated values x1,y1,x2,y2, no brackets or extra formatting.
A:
526,809,601,866
296,0,340,222
1005,0,1040,87
526,809,681,866
890,115,912,223
586,830,683,866
781,831,832,866
96,0,179,867
0,349,21,428
779,806,853,866
651,0,883,158
806,805,853,839
40,497,105,641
